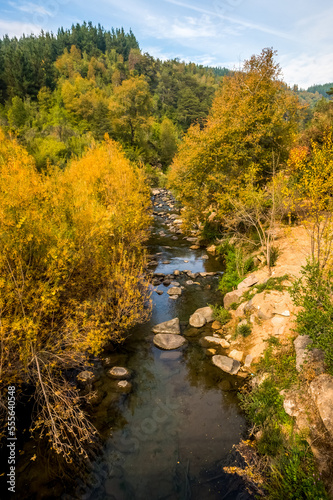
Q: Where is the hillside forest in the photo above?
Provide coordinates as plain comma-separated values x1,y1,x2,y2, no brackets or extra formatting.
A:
1,21,333,498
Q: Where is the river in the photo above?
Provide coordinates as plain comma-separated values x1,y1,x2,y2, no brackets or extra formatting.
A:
12,189,250,500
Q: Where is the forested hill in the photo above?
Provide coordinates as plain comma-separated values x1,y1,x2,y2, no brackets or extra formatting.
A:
0,22,230,172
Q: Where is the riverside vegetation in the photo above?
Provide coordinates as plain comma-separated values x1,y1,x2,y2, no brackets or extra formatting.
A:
1,21,333,499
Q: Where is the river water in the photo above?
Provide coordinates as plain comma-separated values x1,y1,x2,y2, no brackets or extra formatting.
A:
12,190,249,500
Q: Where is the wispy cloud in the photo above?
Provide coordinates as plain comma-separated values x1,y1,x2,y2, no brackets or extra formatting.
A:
8,1,53,17
163,0,295,40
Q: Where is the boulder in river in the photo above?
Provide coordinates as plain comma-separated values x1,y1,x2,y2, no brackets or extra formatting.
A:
167,287,182,296
212,355,241,375
152,318,181,334
192,306,214,323
115,380,132,393
153,334,187,350
77,371,95,388
189,312,206,328
108,367,131,380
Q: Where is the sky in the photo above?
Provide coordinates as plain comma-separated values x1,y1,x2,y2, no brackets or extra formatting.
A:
0,0,332,89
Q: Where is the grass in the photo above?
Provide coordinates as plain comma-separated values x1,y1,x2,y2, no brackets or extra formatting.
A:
242,274,290,302
212,305,232,325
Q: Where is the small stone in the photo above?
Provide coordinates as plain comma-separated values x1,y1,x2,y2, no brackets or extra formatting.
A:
190,245,200,250
200,336,230,348
223,289,243,309
237,274,259,290
116,380,132,393
174,270,180,276
162,260,171,264
206,244,217,255
206,348,217,356
229,350,244,362
77,371,95,388
170,281,180,286
244,354,253,368
201,255,209,260
155,290,164,295
211,320,222,330
186,280,194,285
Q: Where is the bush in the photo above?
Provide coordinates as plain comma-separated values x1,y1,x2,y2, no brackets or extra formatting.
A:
268,245,280,267
291,262,333,374
218,244,255,294
212,305,232,325
237,323,252,337
0,131,152,461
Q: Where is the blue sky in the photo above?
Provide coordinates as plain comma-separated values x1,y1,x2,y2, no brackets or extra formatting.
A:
0,0,332,89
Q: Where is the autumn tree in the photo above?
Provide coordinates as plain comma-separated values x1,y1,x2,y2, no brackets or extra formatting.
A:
286,131,333,269
168,48,302,226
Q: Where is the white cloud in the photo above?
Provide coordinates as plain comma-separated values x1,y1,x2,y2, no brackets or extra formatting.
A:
279,52,333,89
0,19,42,38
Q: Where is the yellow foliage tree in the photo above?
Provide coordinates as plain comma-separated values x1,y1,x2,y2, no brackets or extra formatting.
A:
286,131,333,268
0,130,151,461
168,48,303,227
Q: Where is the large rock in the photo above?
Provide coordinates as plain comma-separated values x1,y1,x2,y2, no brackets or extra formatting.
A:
167,287,182,296
237,274,259,290
294,335,312,371
153,334,187,350
108,367,131,380
310,374,333,439
189,306,214,327
152,318,181,334
194,306,214,323
223,289,243,309
212,355,241,375
189,312,206,328
200,336,230,348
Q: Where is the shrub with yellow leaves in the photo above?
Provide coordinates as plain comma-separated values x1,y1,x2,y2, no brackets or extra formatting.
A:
0,130,151,462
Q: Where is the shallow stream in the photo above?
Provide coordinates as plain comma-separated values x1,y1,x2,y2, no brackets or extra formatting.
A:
12,190,250,500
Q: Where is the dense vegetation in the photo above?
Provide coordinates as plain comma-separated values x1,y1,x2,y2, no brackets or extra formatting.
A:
1,20,333,496
0,23,228,174
0,130,151,460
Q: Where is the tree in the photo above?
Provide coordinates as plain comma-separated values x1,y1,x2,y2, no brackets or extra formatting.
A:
168,48,302,226
286,131,333,269
109,75,153,147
